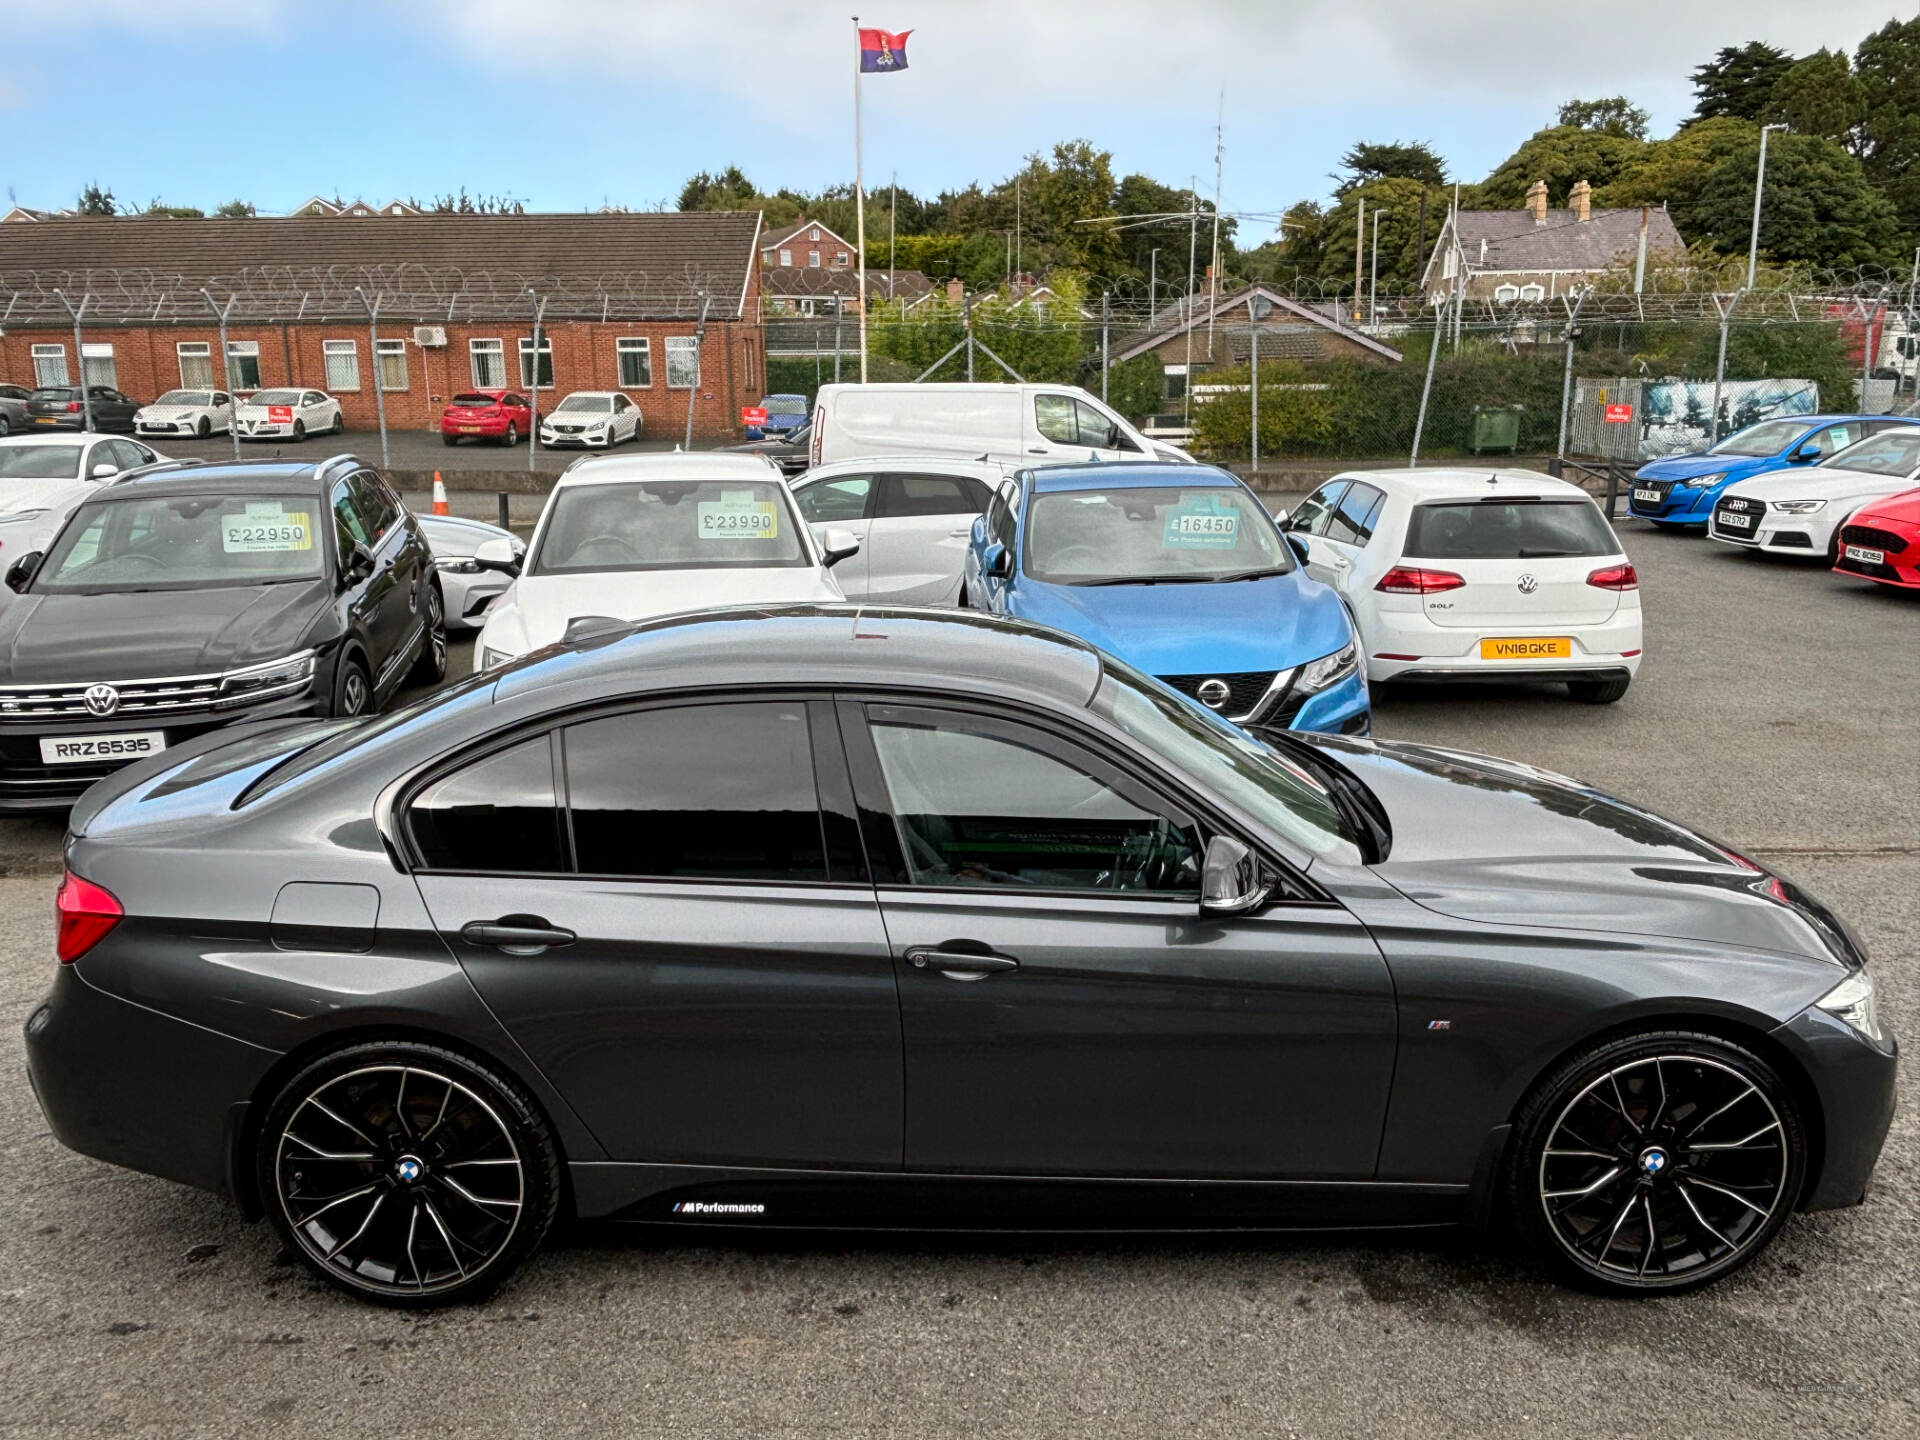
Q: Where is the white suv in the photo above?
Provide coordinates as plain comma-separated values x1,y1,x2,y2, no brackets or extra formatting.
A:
1283,468,1642,704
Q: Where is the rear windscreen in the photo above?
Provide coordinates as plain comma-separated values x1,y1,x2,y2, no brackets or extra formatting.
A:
1403,499,1617,560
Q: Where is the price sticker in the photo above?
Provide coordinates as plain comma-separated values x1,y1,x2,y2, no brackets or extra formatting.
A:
696,498,779,540
1164,496,1240,548
223,502,312,553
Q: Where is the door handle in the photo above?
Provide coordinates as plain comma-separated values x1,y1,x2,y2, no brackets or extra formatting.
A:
460,918,576,954
947,527,971,537
1332,556,1352,570
905,945,1020,980
1027,447,1048,454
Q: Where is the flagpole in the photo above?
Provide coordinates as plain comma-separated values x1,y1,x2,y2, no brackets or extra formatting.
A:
852,15,868,383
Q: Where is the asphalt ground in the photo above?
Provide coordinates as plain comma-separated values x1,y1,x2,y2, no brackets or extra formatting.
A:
0,521,1915,1437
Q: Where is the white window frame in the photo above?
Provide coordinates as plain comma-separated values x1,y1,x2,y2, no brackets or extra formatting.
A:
778,247,792,266
31,344,68,387
616,336,652,388
374,337,408,391
1493,283,1520,303
224,339,261,390
1517,283,1546,302
809,227,820,241
470,337,505,388
517,335,553,389
809,250,821,268
836,251,849,267
177,341,214,389
665,335,701,390
322,339,361,392
80,342,116,390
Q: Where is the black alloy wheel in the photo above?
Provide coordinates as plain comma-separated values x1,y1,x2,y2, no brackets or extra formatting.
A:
292,419,307,442
410,584,448,684
258,1042,559,1306
1510,1032,1803,1294
333,655,371,717
197,417,211,438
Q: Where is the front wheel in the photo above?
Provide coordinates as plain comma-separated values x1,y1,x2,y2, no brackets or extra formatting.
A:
410,583,448,684
256,1040,561,1307
292,419,307,442
443,433,459,448
332,410,345,435
1506,1030,1805,1295
331,653,372,717
196,417,211,438
1568,676,1631,704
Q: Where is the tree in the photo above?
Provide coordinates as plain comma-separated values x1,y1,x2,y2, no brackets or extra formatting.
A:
75,182,116,216
1593,116,1756,237
214,199,256,218
1337,141,1448,191
1768,50,1865,144
1854,16,1920,232
1691,132,1902,268
1557,97,1651,140
1476,126,1647,209
140,198,204,218
1313,177,1449,295
1691,42,1795,122
677,166,757,211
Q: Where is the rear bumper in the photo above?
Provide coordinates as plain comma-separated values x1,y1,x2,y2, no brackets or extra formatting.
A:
442,419,512,437
1365,608,1643,685
26,415,85,430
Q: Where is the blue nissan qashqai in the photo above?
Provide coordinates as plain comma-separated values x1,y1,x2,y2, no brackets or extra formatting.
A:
962,462,1369,738
1628,413,1919,528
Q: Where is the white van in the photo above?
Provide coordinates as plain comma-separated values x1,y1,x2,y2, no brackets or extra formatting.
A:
810,383,1193,469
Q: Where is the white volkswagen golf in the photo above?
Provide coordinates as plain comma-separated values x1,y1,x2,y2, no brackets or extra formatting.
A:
474,453,858,667
1709,427,1920,560
1283,468,1643,704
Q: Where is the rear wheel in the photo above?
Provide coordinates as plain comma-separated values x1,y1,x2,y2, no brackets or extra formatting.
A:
256,1040,560,1307
1507,1030,1804,1295
1568,676,1631,704
0,415,9,436
410,584,448,684
292,419,307,442
503,422,518,447
443,433,459,447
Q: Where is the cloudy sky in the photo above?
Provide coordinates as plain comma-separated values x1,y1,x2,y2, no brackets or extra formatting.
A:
6,1,1908,228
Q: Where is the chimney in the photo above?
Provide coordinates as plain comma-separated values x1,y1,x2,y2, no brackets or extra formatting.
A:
946,277,964,305
1570,179,1592,223
1525,180,1548,224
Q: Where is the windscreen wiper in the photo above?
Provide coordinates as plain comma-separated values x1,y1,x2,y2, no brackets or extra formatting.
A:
1073,573,1218,586
1210,567,1287,582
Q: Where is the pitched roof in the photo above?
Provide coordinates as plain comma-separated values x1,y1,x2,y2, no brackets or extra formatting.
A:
761,218,856,254
1112,283,1403,365
1444,207,1685,278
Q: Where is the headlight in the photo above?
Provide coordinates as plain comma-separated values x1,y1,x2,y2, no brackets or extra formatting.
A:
214,649,316,708
481,646,516,669
1687,472,1726,490
1770,500,1826,514
1817,970,1888,1048
1294,641,1358,695
434,556,482,574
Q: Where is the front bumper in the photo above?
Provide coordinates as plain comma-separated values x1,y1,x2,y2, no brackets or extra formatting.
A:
1770,1004,1897,1211
236,421,301,439
1628,481,1717,524
136,419,214,436
1709,513,1831,555
539,429,611,448
1364,608,1643,686
1283,670,1371,736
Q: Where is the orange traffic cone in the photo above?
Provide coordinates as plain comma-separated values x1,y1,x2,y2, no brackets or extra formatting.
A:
431,472,451,516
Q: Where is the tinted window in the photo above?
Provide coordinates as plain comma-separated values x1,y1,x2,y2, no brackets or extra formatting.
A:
1403,499,1618,560
565,703,826,882
1327,482,1384,546
866,709,1201,893
104,439,147,471
410,737,565,872
1289,481,1349,537
35,491,326,592
987,484,1019,547
795,474,873,524
349,473,400,545
332,479,369,551
882,472,991,518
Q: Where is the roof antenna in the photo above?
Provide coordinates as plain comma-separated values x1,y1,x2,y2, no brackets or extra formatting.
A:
1087,449,1101,462
1488,472,1498,485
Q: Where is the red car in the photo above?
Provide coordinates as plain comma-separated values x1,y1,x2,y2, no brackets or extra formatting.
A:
440,389,532,446
1833,487,1920,589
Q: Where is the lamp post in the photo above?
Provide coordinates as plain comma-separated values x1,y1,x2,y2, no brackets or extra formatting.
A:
1369,208,1389,329
1746,123,1788,290
1149,248,1161,328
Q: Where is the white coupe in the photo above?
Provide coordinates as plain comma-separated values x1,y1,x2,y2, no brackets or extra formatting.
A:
474,452,858,667
1282,467,1643,704
1709,427,1920,560
234,389,344,442
133,389,233,439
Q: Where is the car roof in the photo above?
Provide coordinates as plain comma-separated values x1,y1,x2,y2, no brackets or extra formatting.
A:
80,457,343,499
0,433,116,448
1326,467,1589,501
556,390,622,399
1027,461,1237,494
800,456,1009,481
554,451,781,489
493,604,1105,712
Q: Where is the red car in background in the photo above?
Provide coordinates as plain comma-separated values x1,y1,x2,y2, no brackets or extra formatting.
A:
1833,487,1920,589
440,389,532,446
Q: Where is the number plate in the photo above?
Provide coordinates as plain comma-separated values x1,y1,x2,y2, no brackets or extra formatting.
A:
35,416,58,425
1480,636,1572,660
1717,511,1754,530
39,731,166,765
1632,487,1662,503
1844,544,1885,565
460,425,482,433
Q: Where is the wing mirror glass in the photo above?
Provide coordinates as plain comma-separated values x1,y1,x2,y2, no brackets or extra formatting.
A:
1201,834,1272,915
471,536,523,576
343,542,377,585
6,551,45,593
1285,533,1311,565
982,542,1012,579
820,527,861,568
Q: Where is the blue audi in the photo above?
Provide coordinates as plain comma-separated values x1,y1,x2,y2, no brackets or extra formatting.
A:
1628,413,1918,528
962,463,1369,737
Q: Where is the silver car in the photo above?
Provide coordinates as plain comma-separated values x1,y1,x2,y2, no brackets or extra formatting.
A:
418,513,524,631
0,384,29,438
789,457,1002,605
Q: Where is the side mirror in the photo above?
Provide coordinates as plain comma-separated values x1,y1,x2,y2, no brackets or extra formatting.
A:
820,527,861,568
1792,444,1820,462
471,536,522,576
982,542,1012,579
343,542,377,585
1285,533,1311,565
1269,505,1291,527
5,551,44,593
1201,834,1271,915
90,463,117,479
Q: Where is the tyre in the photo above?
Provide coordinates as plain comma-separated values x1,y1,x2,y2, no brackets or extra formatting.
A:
443,433,459,447
292,419,307,442
0,414,9,436
197,417,211,438
331,653,372,717
256,1040,560,1307
332,410,345,435
1568,676,1631,704
1506,1030,1805,1295
504,422,518,447
409,584,448,684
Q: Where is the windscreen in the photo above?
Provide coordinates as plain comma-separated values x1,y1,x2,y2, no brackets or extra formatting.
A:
155,391,211,406
1821,429,1920,477
556,395,613,414
1403,499,1617,559
248,389,302,406
1708,419,1808,457
528,478,809,574
760,394,807,413
0,446,83,480
1024,485,1291,584
34,491,327,592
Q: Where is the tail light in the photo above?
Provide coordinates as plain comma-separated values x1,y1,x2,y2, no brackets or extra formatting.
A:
1376,566,1465,594
66,401,81,413
55,870,122,963
1587,563,1638,590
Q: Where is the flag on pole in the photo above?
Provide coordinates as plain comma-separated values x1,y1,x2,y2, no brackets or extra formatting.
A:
858,28,911,72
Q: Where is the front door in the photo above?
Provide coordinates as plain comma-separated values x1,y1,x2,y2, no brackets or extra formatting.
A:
793,470,876,598
1030,393,1138,464
863,471,993,605
408,699,902,1169
841,699,1398,1179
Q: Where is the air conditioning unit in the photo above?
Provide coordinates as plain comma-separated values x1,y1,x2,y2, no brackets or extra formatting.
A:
413,326,447,347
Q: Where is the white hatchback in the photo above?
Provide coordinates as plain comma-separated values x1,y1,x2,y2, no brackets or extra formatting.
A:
1283,468,1643,704
1709,427,1920,559
789,457,1002,605
475,453,857,667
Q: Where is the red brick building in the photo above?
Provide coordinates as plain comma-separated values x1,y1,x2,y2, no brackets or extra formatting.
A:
0,212,767,439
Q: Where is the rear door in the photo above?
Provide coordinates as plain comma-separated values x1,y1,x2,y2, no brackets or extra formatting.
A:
864,471,994,605
1286,480,1350,587
1402,497,1622,630
1316,480,1386,597
792,470,877,597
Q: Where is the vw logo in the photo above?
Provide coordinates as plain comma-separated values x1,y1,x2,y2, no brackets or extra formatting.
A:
1516,574,1539,595
83,683,121,717
1639,1147,1669,1177
1196,678,1232,710
395,1156,424,1184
